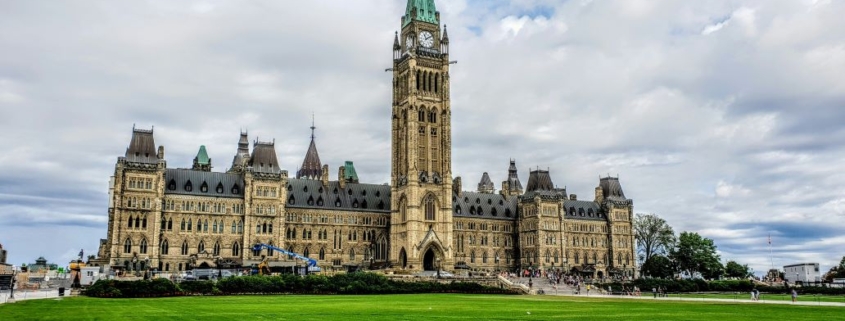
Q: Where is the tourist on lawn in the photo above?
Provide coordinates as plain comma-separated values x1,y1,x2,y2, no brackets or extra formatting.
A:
791,289,797,302
652,287,657,298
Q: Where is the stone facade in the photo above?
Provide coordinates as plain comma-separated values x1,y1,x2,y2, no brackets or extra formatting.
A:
96,0,637,278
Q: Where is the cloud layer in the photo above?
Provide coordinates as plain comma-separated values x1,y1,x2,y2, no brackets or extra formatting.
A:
2,0,844,275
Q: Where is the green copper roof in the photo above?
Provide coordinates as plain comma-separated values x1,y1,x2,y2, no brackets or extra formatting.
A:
196,145,210,165
344,161,359,182
404,0,438,26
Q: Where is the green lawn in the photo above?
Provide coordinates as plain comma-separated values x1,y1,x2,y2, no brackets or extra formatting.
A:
1,294,844,320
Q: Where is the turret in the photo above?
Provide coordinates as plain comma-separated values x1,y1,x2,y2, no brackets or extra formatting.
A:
477,172,494,193
296,119,323,179
229,131,250,173
192,145,212,172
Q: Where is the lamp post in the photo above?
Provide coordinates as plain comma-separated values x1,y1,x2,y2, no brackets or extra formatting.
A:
8,268,16,302
436,258,441,279
495,255,500,273
216,256,223,279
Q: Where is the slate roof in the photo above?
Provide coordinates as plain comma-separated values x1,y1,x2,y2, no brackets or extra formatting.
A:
249,141,281,174
125,128,157,164
477,172,494,193
285,179,391,213
296,132,322,179
452,191,517,221
164,168,245,198
525,169,554,192
563,200,607,221
600,176,627,201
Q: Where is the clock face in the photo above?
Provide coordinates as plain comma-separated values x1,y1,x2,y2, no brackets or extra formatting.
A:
405,35,414,50
419,31,434,48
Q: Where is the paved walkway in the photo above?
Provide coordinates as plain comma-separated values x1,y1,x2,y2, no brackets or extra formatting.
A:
507,277,845,307
0,289,64,305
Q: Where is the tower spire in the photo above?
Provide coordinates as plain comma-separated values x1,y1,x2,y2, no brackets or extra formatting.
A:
310,113,316,141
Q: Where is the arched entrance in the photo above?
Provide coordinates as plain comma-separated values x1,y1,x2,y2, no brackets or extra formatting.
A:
423,248,436,271
399,248,407,269
198,262,211,268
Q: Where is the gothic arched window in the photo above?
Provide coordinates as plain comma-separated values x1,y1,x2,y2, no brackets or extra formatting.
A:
181,241,189,255
160,239,169,255
213,242,220,256
232,242,240,256
424,195,435,221
198,241,205,253
139,239,148,254
123,238,132,253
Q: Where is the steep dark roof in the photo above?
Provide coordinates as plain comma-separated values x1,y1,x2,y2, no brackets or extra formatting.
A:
563,200,607,221
525,169,554,192
452,191,517,221
285,179,391,213
249,141,281,174
600,176,627,201
297,138,322,179
125,127,157,164
506,159,523,191
164,169,245,198
477,172,494,193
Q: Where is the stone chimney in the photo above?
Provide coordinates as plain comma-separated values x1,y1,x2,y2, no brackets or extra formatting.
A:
570,194,577,201
321,164,329,187
452,176,462,196
338,165,347,189
595,186,604,203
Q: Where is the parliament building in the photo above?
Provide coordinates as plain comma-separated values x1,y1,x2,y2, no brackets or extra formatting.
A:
96,0,637,278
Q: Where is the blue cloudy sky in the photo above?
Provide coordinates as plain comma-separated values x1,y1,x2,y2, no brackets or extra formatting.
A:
1,0,844,275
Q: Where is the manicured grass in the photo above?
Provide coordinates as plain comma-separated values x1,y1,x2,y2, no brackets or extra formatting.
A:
1,294,844,320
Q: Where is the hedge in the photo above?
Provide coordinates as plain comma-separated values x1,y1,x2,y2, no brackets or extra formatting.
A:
85,273,518,298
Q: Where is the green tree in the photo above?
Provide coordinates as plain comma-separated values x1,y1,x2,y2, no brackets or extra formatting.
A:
724,260,751,278
822,256,845,282
641,255,674,279
634,213,676,264
670,232,723,279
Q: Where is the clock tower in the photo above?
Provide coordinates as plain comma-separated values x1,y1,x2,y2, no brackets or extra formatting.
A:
389,0,454,271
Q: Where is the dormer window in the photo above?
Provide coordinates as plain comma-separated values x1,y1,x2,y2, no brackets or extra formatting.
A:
232,184,240,194
288,195,295,205
185,181,193,192
200,182,208,193
167,179,176,191
216,183,224,194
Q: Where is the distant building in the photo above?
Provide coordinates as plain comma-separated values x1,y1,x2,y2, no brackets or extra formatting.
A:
25,256,58,273
783,263,820,283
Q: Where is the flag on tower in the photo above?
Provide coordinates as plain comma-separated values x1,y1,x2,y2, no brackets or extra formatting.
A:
768,234,771,245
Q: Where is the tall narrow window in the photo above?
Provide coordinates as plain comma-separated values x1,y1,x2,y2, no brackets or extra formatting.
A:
232,242,240,256
160,240,169,255
213,242,220,256
319,248,325,260
198,241,205,253
123,238,132,253
181,241,188,255
139,239,148,254
424,196,435,221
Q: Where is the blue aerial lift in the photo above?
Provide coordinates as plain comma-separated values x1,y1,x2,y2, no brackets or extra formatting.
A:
252,243,321,275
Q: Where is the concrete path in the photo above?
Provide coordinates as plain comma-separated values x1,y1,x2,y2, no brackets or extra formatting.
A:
0,289,64,305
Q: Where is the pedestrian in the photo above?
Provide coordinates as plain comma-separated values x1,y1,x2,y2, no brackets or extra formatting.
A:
750,288,758,301
791,289,797,302
652,287,657,298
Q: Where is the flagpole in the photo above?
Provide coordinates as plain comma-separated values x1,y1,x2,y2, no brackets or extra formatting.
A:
768,234,774,273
